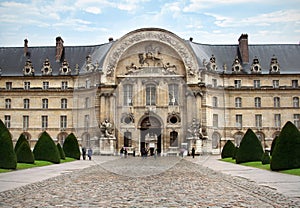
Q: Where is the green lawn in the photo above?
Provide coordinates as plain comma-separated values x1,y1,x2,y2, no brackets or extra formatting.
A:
0,157,76,173
220,158,300,176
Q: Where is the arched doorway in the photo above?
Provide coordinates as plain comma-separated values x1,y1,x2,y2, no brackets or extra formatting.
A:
139,115,162,155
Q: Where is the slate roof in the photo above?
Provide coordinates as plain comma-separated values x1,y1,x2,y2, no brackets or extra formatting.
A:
0,38,299,76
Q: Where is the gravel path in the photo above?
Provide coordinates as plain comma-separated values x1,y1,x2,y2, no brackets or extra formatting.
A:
0,157,299,207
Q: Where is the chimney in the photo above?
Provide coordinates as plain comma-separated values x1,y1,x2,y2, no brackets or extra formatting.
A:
108,37,113,42
24,39,30,57
238,34,249,64
55,36,64,62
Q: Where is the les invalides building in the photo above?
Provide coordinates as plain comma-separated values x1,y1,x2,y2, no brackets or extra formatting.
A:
0,28,299,155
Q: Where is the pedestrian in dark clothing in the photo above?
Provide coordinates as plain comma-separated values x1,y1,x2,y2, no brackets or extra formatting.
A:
87,148,93,160
124,148,128,158
192,147,195,158
82,147,86,160
120,147,124,158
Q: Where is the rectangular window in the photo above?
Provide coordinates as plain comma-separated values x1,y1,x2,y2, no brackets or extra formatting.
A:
61,81,68,90
4,115,11,128
235,97,242,108
123,84,133,106
168,84,179,105
85,97,90,109
274,97,280,108
212,79,217,88
23,115,29,129
293,97,299,108
60,115,67,129
86,79,91,89
24,99,30,109
234,80,241,88
273,80,279,88
236,114,242,128
5,99,11,109
124,132,132,147
213,114,218,128
24,82,30,90
255,97,261,108
6,82,12,90
43,81,49,90
42,99,48,109
274,114,281,128
254,80,260,88
84,115,90,130
212,97,218,108
255,114,262,128
146,85,156,105
61,99,67,109
292,80,298,88
294,114,300,128
42,116,48,129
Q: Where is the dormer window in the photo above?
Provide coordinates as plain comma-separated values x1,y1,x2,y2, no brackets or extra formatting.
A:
208,54,217,71
250,56,261,73
23,58,34,76
232,56,243,73
59,59,71,75
85,54,95,72
41,58,52,76
269,55,280,74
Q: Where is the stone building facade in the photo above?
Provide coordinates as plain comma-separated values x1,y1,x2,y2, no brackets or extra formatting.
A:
0,28,299,155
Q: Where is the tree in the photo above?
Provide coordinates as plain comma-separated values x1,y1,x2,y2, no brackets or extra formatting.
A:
33,131,60,164
270,136,278,156
221,140,235,158
63,133,80,160
236,129,264,164
0,119,17,169
14,133,29,153
261,151,270,165
271,121,300,171
57,143,66,160
16,141,35,164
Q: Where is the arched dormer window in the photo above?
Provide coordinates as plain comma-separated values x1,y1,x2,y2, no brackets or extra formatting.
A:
250,56,261,73
232,56,243,73
269,55,280,74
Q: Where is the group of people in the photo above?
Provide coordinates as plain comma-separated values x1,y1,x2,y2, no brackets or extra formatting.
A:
81,146,93,160
119,146,130,158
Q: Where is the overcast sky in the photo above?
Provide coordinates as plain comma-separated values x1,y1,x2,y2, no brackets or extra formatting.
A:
0,0,299,47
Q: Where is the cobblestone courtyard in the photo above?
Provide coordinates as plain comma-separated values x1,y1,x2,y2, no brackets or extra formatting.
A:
0,157,299,207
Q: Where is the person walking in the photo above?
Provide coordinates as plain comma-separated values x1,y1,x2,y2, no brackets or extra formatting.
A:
191,147,195,158
82,146,86,160
87,148,93,160
120,147,124,158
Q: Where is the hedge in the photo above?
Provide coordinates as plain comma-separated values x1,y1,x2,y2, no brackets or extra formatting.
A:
16,141,35,164
63,133,80,160
221,140,235,158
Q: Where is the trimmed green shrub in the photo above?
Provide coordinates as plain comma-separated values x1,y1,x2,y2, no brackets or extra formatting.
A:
271,121,300,171
33,131,60,164
63,133,80,160
232,146,239,160
261,151,270,165
16,141,35,164
221,140,235,158
236,129,264,164
270,136,278,156
57,143,66,160
14,133,29,152
0,119,17,169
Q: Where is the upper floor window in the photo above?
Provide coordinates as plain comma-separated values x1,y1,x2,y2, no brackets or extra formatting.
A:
235,97,242,108
255,114,262,128
6,82,12,90
86,79,91,89
213,114,218,128
254,80,260,88
5,98,11,109
24,99,30,109
236,114,242,128
146,84,156,105
294,114,300,128
123,84,133,106
24,82,30,90
234,80,241,88
273,80,279,88
42,115,48,129
85,97,90,108
61,81,68,90
212,97,218,108
274,114,281,128
212,79,217,87
293,97,299,108
84,115,90,130
61,98,68,109
23,115,29,130
42,98,48,109
60,115,67,129
254,97,261,108
168,84,179,105
43,81,49,90
4,115,11,128
292,80,298,88
274,97,280,108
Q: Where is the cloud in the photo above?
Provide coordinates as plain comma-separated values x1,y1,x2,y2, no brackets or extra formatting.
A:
85,7,102,14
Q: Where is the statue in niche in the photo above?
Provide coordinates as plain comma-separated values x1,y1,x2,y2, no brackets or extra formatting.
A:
187,118,203,139
100,119,114,138
138,44,163,67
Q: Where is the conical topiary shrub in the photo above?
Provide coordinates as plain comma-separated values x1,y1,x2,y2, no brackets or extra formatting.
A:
16,141,35,164
33,131,60,164
271,121,300,171
221,140,235,158
63,133,80,160
232,146,239,160
261,151,270,165
14,133,29,153
57,143,66,160
236,129,264,164
0,119,17,169
270,136,278,156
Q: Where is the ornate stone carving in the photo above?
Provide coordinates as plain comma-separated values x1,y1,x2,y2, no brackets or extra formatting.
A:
103,29,199,78
187,118,203,139
269,55,280,74
23,58,34,76
99,119,115,138
250,56,261,73
59,59,71,75
85,54,95,72
41,58,52,76
232,56,243,73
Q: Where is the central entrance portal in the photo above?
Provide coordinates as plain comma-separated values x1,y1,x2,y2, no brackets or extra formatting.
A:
140,116,162,155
